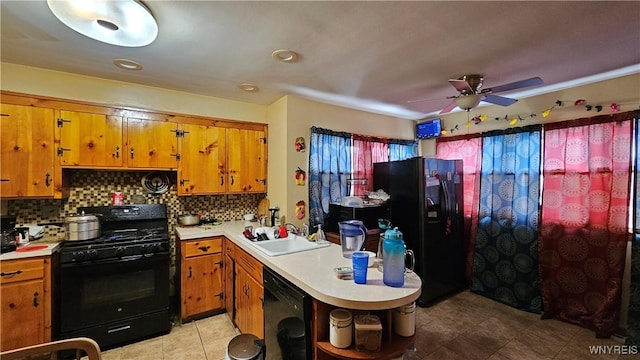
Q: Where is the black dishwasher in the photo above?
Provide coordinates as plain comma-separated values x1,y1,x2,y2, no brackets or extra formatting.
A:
263,266,312,360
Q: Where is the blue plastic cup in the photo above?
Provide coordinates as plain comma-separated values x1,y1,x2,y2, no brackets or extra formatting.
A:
352,251,369,284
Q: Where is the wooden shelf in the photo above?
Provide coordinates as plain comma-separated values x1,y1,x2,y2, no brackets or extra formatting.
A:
313,298,415,360
316,334,414,360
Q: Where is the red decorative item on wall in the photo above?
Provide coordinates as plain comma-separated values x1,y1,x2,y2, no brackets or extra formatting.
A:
295,200,305,219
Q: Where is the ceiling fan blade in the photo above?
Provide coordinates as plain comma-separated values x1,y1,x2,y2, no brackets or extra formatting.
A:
483,94,518,106
487,77,543,94
448,79,473,92
439,100,458,114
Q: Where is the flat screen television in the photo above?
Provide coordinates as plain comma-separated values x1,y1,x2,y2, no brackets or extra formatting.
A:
416,119,441,139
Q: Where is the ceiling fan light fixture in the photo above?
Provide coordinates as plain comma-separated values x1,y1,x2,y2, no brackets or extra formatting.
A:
454,94,482,111
47,0,158,47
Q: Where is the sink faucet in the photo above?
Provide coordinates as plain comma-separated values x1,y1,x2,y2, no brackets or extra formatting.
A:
284,223,299,235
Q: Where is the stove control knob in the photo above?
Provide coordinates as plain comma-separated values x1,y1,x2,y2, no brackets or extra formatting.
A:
87,249,99,259
115,246,126,257
73,251,85,260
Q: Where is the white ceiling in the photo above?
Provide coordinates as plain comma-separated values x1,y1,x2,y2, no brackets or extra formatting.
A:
2,1,639,120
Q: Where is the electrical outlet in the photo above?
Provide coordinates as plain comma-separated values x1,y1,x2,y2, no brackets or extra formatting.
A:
40,205,58,218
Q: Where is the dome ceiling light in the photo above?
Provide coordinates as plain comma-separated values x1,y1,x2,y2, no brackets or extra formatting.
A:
47,0,158,47
454,94,482,111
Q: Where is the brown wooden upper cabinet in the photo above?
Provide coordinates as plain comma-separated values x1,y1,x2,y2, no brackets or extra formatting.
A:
126,118,179,169
57,110,123,167
179,125,266,195
0,103,56,198
178,123,226,195
227,127,267,193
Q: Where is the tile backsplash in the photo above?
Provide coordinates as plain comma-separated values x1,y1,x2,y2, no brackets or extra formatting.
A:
7,170,263,239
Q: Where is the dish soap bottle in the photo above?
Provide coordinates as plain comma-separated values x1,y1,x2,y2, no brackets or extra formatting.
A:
316,224,328,244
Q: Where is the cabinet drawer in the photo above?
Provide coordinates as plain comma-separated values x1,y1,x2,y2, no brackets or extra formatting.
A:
0,258,45,285
236,247,262,283
183,238,223,258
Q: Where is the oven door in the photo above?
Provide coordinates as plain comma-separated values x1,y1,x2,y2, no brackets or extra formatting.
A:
60,253,169,334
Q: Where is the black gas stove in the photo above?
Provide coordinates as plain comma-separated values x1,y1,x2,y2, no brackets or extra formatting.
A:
58,204,171,349
60,205,170,263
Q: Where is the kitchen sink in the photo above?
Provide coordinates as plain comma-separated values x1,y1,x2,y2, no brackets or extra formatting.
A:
242,234,331,256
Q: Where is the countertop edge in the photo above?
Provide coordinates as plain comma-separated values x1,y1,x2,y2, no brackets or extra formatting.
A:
0,242,62,261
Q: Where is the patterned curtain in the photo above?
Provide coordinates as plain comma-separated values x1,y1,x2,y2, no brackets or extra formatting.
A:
471,126,542,313
539,116,632,338
352,136,388,196
627,116,639,347
308,127,352,227
389,140,418,161
437,137,482,284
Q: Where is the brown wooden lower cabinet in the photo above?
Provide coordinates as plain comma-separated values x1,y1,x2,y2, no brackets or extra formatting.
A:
233,245,264,338
312,299,415,360
180,237,224,320
0,256,54,352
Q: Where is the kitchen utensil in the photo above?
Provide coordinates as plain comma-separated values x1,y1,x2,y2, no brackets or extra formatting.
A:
257,198,269,219
382,227,415,287
16,244,49,252
338,220,367,258
177,214,200,226
65,212,101,241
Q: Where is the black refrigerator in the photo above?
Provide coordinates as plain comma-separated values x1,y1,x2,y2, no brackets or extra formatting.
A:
374,157,466,305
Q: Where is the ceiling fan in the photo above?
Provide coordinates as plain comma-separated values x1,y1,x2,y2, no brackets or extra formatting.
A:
436,74,543,114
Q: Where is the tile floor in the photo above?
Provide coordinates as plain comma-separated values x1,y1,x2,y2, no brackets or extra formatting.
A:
98,290,635,359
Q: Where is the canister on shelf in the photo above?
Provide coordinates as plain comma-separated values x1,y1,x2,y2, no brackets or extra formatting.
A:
329,308,353,349
354,314,382,352
393,302,416,337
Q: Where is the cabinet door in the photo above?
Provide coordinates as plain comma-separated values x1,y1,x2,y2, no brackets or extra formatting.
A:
126,118,179,169
0,104,55,198
181,253,224,319
244,272,264,338
58,110,123,167
0,280,45,351
224,253,235,316
227,128,267,193
178,124,226,194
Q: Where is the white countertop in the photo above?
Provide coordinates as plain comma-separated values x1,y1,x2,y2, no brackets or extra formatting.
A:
0,241,62,261
176,221,421,310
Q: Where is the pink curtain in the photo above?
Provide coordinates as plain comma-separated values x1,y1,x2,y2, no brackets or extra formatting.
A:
353,136,388,196
539,118,632,337
436,137,482,284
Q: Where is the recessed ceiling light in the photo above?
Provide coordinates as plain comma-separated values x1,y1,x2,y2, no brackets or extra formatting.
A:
272,49,299,63
238,83,259,92
114,59,143,71
47,0,158,47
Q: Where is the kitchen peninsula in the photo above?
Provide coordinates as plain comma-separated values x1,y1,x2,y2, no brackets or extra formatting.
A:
176,221,421,359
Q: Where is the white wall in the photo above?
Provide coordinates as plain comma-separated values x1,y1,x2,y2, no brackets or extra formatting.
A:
1,63,267,123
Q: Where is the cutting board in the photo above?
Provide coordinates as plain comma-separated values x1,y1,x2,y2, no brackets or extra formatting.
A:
257,198,269,218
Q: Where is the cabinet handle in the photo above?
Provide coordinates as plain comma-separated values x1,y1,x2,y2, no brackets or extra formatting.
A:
220,176,224,186
180,179,189,187
130,148,135,159
33,291,39,308
214,260,223,268
188,266,193,278
0,179,9,182
198,245,211,252
45,173,51,187
1,270,23,277
231,175,234,185
115,146,120,158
